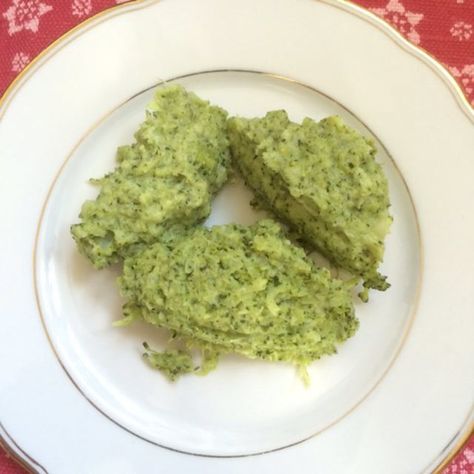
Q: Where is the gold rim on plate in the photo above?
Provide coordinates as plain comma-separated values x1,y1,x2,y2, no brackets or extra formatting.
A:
32,68,423,459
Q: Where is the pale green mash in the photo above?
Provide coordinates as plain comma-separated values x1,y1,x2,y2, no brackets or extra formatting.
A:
118,220,358,381
71,85,230,268
71,85,394,382
227,111,392,291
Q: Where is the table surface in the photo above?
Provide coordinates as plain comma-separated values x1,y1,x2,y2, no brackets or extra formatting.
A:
0,1,472,473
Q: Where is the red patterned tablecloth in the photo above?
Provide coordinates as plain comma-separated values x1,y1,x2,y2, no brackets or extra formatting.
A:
0,1,472,473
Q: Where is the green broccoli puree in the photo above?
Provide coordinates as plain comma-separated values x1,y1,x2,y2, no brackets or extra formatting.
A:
118,220,358,381
142,343,219,381
71,85,230,268
142,345,194,381
70,85,396,382
227,111,392,290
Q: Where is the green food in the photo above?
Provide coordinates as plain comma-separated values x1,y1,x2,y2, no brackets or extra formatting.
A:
71,84,395,383
71,85,230,268
227,111,392,290
142,343,219,381
118,220,358,381
142,344,194,381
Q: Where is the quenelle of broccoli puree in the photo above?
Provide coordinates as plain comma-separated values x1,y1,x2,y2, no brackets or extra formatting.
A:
71,85,230,268
227,111,392,292
118,220,358,382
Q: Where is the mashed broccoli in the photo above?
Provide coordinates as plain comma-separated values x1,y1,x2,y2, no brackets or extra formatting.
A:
227,111,392,290
70,85,395,383
118,220,358,381
71,85,230,268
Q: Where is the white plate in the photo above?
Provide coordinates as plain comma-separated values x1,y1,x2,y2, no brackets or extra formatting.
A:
0,0,473,472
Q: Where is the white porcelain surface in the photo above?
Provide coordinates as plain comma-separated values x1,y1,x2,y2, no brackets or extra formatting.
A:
0,0,473,472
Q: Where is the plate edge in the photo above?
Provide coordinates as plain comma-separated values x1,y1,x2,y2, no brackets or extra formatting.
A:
0,422,47,474
0,0,158,120
320,0,474,123
0,0,473,123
